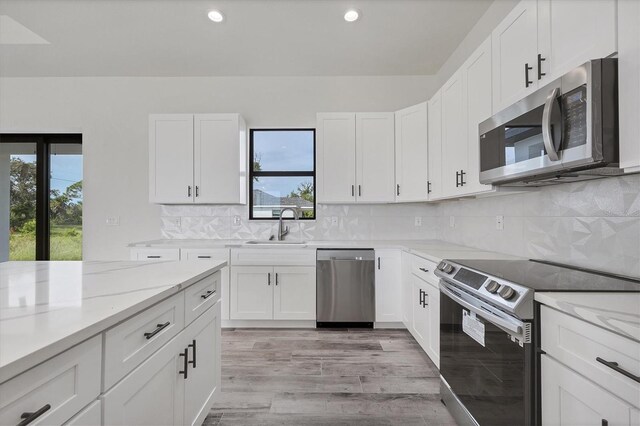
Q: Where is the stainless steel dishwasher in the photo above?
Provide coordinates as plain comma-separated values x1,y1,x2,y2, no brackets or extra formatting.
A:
316,249,375,328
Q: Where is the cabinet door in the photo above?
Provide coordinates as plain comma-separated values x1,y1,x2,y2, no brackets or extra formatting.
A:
102,335,185,426
181,249,230,321
194,114,246,205
316,113,356,203
375,249,402,323
395,103,429,202
130,248,181,261
273,267,316,320
424,283,440,368
427,91,443,200
229,266,273,320
183,303,221,426
461,36,494,195
491,0,538,112
149,114,194,204
356,112,396,203
411,277,429,348
541,355,640,426
538,0,617,84
441,71,467,198
619,0,640,172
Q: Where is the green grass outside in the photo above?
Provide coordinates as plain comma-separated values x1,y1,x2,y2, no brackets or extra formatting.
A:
9,225,82,261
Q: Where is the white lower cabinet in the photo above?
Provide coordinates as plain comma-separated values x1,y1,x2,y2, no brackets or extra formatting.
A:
181,248,230,321
230,266,316,321
130,248,180,261
375,249,402,323
64,400,101,426
411,276,430,346
401,252,414,328
542,355,640,426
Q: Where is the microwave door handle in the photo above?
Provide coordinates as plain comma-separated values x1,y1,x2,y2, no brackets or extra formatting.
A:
542,87,561,162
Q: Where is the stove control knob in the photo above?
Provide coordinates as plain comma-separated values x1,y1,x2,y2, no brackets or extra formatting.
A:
499,285,516,300
441,263,454,274
485,280,500,293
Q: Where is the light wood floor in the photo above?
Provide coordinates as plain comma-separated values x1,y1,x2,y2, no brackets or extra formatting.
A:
203,328,457,425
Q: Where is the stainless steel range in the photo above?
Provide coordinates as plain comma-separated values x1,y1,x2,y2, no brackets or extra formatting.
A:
435,259,640,426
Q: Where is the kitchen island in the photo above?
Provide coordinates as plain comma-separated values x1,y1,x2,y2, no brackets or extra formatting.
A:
0,260,225,425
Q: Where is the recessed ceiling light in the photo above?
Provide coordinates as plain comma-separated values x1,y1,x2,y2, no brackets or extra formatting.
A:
207,10,224,23
344,9,359,22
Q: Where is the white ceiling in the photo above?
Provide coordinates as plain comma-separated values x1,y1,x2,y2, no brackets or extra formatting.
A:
0,0,493,77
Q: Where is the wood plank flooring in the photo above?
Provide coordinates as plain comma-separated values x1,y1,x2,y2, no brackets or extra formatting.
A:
204,328,457,425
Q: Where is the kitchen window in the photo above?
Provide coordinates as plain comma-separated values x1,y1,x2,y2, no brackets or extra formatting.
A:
249,129,315,220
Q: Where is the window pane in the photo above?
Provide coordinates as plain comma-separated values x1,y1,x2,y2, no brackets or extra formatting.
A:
49,144,83,260
252,176,314,219
1,143,37,261
252,130,314,172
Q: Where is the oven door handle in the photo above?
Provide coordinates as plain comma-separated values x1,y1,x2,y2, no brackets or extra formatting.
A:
542,87,561,162
440,282,524,336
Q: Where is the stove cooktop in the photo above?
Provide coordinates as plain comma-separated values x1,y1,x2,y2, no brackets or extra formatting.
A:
448,259,640,293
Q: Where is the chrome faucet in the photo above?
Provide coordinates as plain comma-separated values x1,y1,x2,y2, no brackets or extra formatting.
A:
278,207,300,241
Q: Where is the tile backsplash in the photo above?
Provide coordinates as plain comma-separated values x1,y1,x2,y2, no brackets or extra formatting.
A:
160,174,640,277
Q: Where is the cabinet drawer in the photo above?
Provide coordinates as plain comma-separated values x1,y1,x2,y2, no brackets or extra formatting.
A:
541,305,640,407
0,336,101,426
181,248,228,261
231,248,316,266
185,272,221,325
130,248,181,261
64,400,101,426
410,255,439,287
104,292,185,390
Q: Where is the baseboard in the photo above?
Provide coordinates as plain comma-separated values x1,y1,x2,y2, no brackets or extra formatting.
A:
374,321,406,329
222,319,317,328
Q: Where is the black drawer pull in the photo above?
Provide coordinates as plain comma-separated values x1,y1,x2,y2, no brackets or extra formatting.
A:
419,267,429,273
179,348,188,379
188,339,197,368
596,357,640,383
147,255,161,259
200,290,215,299
197,255,211,259
18,404,51,426
143,322,170,340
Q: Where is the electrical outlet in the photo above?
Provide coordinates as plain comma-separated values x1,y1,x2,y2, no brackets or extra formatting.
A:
106,216,120,226
496,215,504,230
233,215,242,226
330,216,339,226
414,216,422,227
449,216,455,228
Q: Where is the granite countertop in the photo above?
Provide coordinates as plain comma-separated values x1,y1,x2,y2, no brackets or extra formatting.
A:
0,260,225,383
535,292,640,342
129,238,521,264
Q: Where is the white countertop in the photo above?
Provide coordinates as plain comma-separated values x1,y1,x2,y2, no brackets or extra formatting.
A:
129,238,521,264
535,292,640,342
0,260,225,383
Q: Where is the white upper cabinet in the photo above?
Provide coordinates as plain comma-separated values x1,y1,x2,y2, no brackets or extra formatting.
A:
461,37,494,195
149,113,246,205
537,0,617,84
356,113,396,203
492,0,539,112
395,103,429,202
194,114,247,204
317,112,394,204
427,90,443,201
149,114,194,204
441,70,467,197
619,0,640,173
316,113,357,203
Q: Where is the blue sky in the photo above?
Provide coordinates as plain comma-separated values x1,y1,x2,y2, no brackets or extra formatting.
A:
14,154,83,194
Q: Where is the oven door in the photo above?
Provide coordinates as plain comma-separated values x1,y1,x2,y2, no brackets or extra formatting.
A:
439,283,534,426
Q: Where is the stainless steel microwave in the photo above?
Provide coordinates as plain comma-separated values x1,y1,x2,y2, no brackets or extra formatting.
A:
479,59,621,187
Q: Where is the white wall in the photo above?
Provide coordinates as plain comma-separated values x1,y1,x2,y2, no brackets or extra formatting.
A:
0,75,438,260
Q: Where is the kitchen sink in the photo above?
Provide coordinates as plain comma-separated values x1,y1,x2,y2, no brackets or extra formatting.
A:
245,240,307,246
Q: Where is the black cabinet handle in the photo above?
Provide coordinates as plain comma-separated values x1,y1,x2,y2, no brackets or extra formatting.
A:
188,185,192,197
419,267,429,273
419,289,424,306
537,54,546,80
268,273,271,286
351,185,355,197
197,255,211,259
275,273,279,286
147,255,161,259
525,63,533,87
427,181,432,194
596,357,640,383
143,322,170,340
460,170,466,186
396,184,400,196
179,348,188,379
200,290,215,299
358,185,362,196
455,171,460,188
195,185,199,197
188,339,197,368
18,404,51,426
424,292,429,307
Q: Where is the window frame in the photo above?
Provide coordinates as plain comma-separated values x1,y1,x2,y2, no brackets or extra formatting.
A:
248,128,316,221
0,133,82,260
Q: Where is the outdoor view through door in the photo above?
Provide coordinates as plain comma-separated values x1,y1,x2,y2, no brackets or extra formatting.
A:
0,134,83,261
250,129,315,220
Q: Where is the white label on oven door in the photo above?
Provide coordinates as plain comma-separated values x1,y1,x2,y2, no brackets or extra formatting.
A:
462,310,485,347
